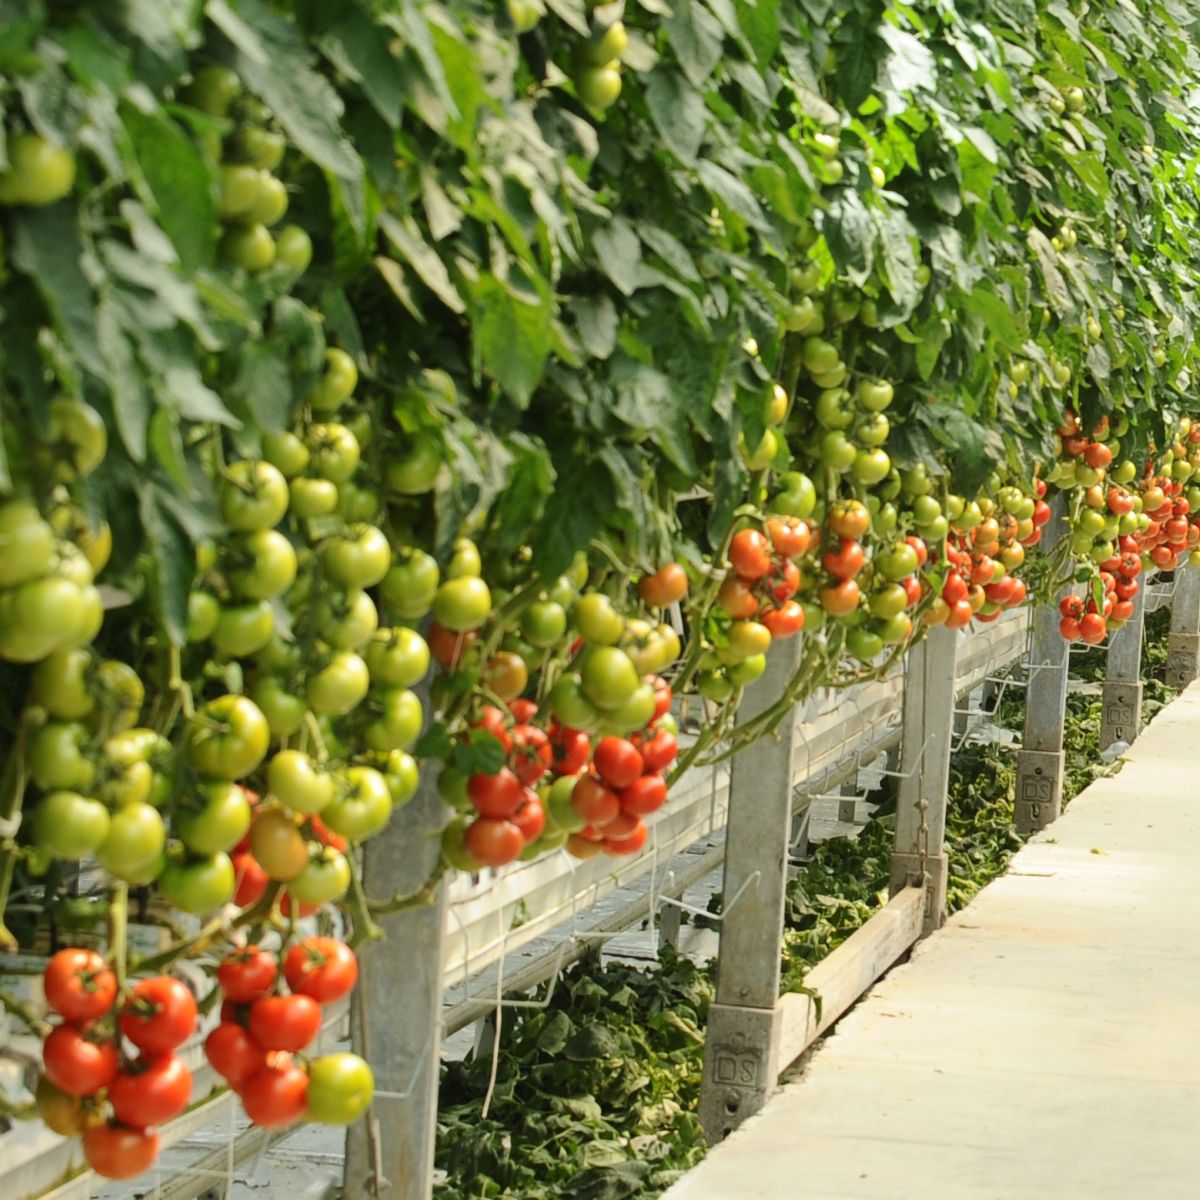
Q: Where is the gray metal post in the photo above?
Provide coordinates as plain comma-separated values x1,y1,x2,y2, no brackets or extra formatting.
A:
1100,580,1145,751
1167,566,1200,688
699,636,803,1144
1015,498,1071,834
890,625,959,936
344,773,448,1200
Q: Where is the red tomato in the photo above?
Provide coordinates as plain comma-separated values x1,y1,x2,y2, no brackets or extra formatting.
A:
1007,579,1028,606
83,1124,160,1180
206,1022,269,1088
600,811,640,839
279,893,320,920
464,817,524,867
942,573,969,606
619,774,668,816
217,947,277,1003
905,535,928,567
550,725,590,775
310,814,348,852
240,1064,309,1128
969,556,996,586
248,994,322,1052
640,730,678,773
729,529,771,580
638,563,689,607
593,737,644,789
901,575,922,607
511,796,546,843
233,851,270,907
468,767,522,817
119,977,197,1055
1059,595,1085,621
761,600,804,638
283,937,358,1004
43,1025,118,1096
717,575,758,618
604,822,648,856
509,698,538,723
1080,612,1107,643
765,517,810,559
1084,441,1113,469
1112,600,1135,621
566,834,603,859
767,559,801,602
820,579,860,616
571,775,620,826
428,621,476,668
945,599,974,629
470,705,513,754
109,1054,192,1127
510,724,552,785
43,949,116,1022
822,538,865,581
984,577,1017,605
650,676,672,721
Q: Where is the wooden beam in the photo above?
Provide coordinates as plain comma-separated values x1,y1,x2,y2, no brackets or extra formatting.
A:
777,886,924,1071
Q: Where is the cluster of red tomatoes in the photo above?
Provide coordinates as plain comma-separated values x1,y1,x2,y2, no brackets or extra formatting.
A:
443,679,679,868
718,518,811,638
37,950,197,1180
929,494,1045,629
1058,550,1140,643
1132,475,1199,569
204,937,371,1130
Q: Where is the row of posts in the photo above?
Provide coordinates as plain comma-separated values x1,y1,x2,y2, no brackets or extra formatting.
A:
342,529,1200,1197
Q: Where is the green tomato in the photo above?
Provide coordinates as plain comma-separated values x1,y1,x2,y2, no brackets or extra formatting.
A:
698,670,735,703
364,627,430,688
288,849,351,905
814,388,854,429
546,775,586,833
230,125,285,171
869,584,909,619
246,173,288,227
381,550,440,620
851,448,892,485
29,722,95,792
31,648,95,720
438,765,472,811
262,430,310,479
177,781,253,855
213,600,275,659
575,65,622,110
773,472,817,519
183,65,241,115
187,695,270,780
228,530,298,601
267,750,336,815
324,767,393,841
803,337,840,376
34,792,109,860
447,538,482,580
521,600,568,648
220,222,276,271
433,576,492,632
0,500,55,587
441,816,480,871
846,628,884,662
876,542,919,581
384,750,420,807
289,477,340,518
96,803,166,880
308,348,358,413
0,133,76,207
306,1053,375,1125
579,20,628,66
549,672,601,730
337,482,380,524
10,577,86,647
275,225,313,273
363,687,423,755
727,654,767,687
857,378,894,412
316,590,380,650
386,433,443,495
322,525,391,589
250,674,309,738
47,400,107,479
580,646,639,712
740,428,779,471
220,461,289,533
819,431,857,472
158,853,236,914
599,681,657,734
217,164,261,219
307,652,371,716
187,592,221,643
307,424,361,484
574,592,625,645
856,413,890,447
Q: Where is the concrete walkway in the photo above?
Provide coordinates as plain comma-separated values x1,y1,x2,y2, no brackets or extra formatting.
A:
665,682,1200,1200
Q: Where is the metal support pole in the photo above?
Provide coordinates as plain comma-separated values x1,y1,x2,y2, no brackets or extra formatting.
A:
1100,580,1145,752
344,768,448,1200
889,625,959,936
699,636,803,1145
1015,498,1071,834
1167,566,1200,689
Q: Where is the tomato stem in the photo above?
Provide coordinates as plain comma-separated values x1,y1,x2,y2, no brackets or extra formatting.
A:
108,882,129,989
